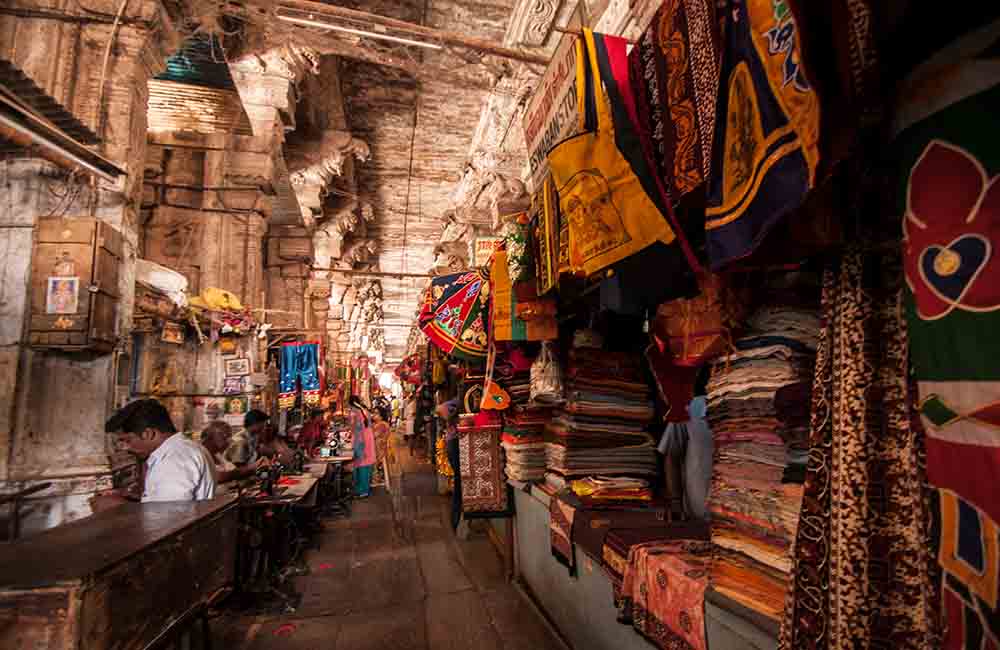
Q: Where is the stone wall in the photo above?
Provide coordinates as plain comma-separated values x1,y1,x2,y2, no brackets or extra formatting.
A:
0,0,186,535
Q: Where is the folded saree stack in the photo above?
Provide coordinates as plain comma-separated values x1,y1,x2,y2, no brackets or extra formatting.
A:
502,407,548,481
706,306,818,616
545,348,657,483
497,350,550,482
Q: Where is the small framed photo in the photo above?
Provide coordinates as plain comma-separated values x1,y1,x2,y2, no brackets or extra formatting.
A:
224,395,249,415
161,321,184,344
46,276,79,314
223,376,245,395
224,357,251,377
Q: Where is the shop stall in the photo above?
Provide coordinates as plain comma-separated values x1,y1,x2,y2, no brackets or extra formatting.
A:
402,0,992,647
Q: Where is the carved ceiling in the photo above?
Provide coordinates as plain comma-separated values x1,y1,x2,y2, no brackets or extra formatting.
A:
224,0,589,361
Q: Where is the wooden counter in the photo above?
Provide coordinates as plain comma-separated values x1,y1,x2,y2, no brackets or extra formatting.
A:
0,497,238,650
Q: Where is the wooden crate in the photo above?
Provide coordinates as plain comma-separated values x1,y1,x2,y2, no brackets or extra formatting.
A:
0,499,237,650
29,218,123,353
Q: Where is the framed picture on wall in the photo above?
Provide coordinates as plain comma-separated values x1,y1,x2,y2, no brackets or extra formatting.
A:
224,357,251,377
224,395,249,415
223,376,244,395
46,276,79,314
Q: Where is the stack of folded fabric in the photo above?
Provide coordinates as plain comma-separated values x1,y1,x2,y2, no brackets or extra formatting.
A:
502,407,548,481
493,346,552,482
706,305,818,620
774,380,811,483
545,348,658,483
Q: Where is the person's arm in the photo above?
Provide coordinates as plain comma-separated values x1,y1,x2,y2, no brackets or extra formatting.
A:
216,463,257,483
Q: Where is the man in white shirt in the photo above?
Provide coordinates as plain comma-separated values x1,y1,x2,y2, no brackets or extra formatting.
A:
105,399,216,503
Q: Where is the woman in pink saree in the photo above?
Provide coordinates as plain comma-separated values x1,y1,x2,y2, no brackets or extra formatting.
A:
349,396,376,498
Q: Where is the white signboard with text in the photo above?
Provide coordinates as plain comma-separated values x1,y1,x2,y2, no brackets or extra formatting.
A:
521,1,587,192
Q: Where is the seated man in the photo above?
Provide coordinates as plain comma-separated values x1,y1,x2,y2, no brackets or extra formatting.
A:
257,422,295,466
225,409,268,468
201,420,260,484
105,399,215,503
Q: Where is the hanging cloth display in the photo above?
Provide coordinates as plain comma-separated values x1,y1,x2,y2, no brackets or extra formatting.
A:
418,269,490,360
278,341,322,410
896,56,1000,650
547,30,690,279
704,0,821,269
492,246,558,342
628,0,721,204
535,175,561,295
780,247,939,650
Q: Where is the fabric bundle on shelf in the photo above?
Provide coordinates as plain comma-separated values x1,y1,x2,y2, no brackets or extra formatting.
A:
501,403,550,482
545,348,658,483
705,305,818,621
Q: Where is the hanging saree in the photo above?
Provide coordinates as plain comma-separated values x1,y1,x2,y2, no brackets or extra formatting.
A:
896,56,1000,650
780,247,939,650
705,0,821,269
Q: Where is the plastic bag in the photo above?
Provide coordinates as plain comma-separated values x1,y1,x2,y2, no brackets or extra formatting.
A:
530,342,564,406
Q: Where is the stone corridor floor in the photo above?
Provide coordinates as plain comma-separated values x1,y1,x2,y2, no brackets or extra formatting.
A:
215,437,564,650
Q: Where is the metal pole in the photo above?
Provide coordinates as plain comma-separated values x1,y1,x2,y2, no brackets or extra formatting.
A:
312,268,436,279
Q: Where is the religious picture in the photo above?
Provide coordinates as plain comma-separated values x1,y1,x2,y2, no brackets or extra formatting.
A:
224,395,249,415
46,276,78,314
161,321,184,344
225,357,251,376
223,376,244,395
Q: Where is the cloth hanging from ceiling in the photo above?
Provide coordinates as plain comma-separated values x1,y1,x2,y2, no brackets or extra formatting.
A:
704,0,821,269
897,55,1000,650
547,30,696,289
779,247,940,650
279,341,322,410
418,269,490,360
628,0,721,204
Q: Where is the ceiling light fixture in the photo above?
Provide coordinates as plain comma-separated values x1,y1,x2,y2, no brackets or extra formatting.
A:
277,13,444,50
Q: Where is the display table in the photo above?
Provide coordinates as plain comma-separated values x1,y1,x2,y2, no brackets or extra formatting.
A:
0,497,238,650
512,486,778,650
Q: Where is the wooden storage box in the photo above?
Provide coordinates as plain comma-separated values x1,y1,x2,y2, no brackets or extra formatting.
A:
0,498,237,650
29,218,123,352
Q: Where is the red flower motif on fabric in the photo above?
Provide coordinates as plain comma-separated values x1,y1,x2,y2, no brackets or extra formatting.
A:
904,140,1000,320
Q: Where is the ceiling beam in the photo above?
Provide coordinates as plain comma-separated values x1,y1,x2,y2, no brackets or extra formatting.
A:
273,0,551,66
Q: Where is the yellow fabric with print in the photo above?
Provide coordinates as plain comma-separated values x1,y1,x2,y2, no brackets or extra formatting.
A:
547,30,676,277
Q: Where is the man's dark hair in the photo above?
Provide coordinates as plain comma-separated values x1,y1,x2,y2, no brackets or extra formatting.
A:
105,399,176,435
245,409,269,428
